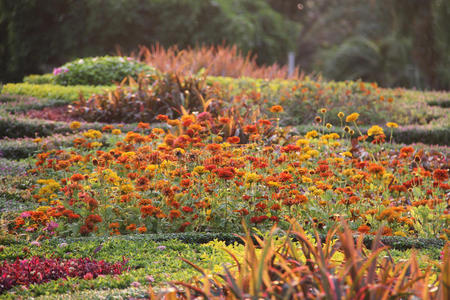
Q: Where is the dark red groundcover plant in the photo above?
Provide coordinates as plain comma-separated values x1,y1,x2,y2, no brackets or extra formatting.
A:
1,256,128,293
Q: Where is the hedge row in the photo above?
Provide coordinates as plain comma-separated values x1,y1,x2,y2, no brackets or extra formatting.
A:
0,135,79,159
3,231,443,251
0,94,69,113
0,83,112,102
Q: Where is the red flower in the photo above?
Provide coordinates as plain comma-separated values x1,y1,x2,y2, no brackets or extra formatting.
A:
182,206,193,213
137,122,150,129
217,167,235,180
156,114,169,122
433,169,448,182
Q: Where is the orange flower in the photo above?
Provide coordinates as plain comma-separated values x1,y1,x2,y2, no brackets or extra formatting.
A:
269,105,283,113
137,122,150,129
227,136,240,144
126,224,136,231
357,224,371,234
70,173,85,182
156,114,169,122
138,226,147,233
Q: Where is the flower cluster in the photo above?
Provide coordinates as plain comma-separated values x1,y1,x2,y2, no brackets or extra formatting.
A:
0,257,128,293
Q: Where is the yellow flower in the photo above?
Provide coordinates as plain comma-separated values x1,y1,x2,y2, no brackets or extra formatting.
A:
213,136,223,143
326,123,332,129
394,231,406,237
319,108,327,114
338,112,345,119
244,172,261,184
345,113,359,123
193,166,206,174
112,129,122,135
33,138,42,143
120,184,134,193
307,149,319,157
146,164,158,173
173,148,185,155
90,141,102,148
70,121,81,130
152,128,165,135
305,130,318,139
83,129,102,139
386,122,398,128
367,125,384,136
296,139,309,146
267,181,281,188
341,151,353,158
302,176,312,183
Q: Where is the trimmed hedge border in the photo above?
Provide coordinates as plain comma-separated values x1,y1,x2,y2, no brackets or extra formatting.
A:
0,114,147,139
0,83,113,102
1,232,440,251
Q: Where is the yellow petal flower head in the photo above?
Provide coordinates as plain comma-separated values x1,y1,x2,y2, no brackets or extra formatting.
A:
367,125,384,136
345,113,359,123
386,122,399,128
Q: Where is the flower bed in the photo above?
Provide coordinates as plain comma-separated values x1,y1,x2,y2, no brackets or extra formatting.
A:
5,111,448,240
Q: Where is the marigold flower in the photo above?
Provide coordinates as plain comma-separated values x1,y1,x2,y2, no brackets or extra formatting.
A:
269,105,284,113
156,114,169,122
338,112,345,119
70,173,85,182
367,125,384,136
112,129,122,135
345,112,359,122
70,121,81,130
227,136,240,144
386,122,398,128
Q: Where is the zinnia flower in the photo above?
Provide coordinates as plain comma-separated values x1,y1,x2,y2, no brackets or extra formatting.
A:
345,113,359,122
367,125,384,136
269,105,284,113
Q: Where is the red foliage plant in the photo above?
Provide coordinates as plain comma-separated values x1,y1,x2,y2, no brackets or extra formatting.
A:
134,44,303,80
0,256,128,293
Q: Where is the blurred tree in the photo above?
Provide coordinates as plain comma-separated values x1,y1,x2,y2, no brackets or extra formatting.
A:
267,0,449,89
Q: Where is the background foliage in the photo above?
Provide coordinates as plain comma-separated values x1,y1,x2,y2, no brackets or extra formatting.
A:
0,0,297,83
0,0,449,89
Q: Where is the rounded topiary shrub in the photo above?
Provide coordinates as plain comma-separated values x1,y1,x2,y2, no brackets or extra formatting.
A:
53,56,156,86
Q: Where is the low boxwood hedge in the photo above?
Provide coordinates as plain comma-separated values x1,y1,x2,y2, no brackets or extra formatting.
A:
19,231,442,251
0,83,113,102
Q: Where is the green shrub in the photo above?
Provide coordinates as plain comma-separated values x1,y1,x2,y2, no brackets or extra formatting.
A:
1,83,112,102
23,73,55,84
54,56,156,86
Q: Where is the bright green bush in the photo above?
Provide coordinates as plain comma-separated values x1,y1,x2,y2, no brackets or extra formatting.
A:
0,83,113,102
54,56,156,86
23,73,55,84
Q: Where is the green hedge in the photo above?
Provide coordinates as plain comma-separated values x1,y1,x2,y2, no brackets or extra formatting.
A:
0,94,69,113
0,83,112,102
3,231,437,251
23,73,55,85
